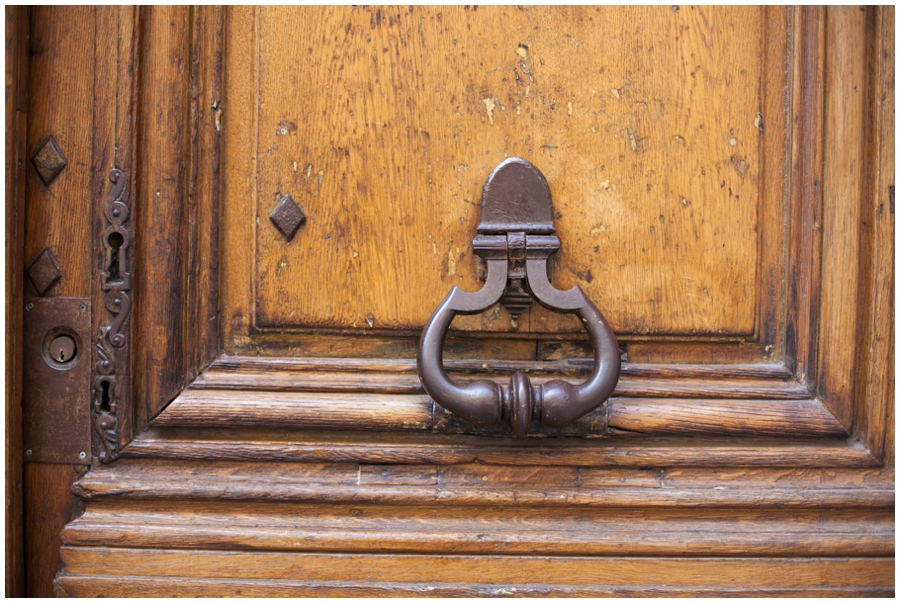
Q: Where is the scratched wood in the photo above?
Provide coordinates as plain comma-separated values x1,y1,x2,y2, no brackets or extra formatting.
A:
122,430,881,468
24,6,94,298
72,460,894,507
817,7,869,429
133,7,224,422
61,499,894,557
858,7,894,464
60,548,893,587
5,6,27,596
54,577,895,598
20,7,95,598
223,6,780,339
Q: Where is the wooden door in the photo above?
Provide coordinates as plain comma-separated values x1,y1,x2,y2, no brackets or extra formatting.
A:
7,6,894,596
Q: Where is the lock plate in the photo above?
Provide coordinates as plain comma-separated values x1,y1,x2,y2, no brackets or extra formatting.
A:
23,296,91,465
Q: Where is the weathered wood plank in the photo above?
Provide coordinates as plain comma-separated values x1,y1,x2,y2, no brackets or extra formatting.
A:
122,429,881,468
5,6,27,596
133,6,192,422
72,460,893,507
54,574,896,598
58,547,895,588
60,500,895,557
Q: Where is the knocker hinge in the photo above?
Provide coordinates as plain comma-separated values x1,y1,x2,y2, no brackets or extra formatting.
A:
473,233,560,319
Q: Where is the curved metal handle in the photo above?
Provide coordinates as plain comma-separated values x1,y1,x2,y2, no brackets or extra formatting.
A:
417,158,620,437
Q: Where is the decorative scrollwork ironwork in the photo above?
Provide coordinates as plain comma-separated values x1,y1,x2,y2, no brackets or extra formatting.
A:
92,169,132,463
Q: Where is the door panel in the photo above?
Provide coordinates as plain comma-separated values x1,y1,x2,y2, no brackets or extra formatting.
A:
247,6,765,336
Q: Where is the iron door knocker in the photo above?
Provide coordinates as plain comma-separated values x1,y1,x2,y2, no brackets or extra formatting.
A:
417,158,620,437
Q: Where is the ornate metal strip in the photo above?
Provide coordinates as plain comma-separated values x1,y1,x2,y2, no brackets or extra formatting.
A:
92,169,132,463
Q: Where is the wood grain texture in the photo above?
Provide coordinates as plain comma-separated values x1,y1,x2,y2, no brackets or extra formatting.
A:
5,6,27,596
133,6,191,423
608,398,847,437
157,354,834,438
72,460,893,508
92,5,138,451
12,6,895,598
23,6,94,299
785,6,825,387
159,390,842,438
189,361,802,392
222,6,781,337
58,547,895,587
857,6,894,464
204,354,794,379
61,500,894,557
24,464,84,597
122,430,882,468
20,7,94,597
220,5,257,352
754,7,791,362
157,390,435,431
183,6,223,388
817,6,870,430
53,574,895,598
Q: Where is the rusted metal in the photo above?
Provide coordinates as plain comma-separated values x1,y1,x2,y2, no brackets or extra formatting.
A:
49,335,77,363
92,169,133,464
269,193,306,242
25,248,62,296
30,135,68,186
418,157,620,436
22,297,91,465
476,158,555,234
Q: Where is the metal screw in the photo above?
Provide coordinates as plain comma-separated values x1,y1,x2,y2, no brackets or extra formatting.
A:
79,304,87,312
78,451,87,459
25,449,32,456
25,303,34,311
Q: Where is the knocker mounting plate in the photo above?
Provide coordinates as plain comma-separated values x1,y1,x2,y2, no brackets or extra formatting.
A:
417,158,620,437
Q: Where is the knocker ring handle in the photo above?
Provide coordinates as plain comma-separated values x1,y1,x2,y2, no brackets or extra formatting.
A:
416,158,620,437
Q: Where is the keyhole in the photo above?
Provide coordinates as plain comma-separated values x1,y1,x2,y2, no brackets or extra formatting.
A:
49,335,76,364
106,232,124,285
99,379,111,412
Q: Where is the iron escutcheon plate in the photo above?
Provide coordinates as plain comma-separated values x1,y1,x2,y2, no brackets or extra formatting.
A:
23,296,91,465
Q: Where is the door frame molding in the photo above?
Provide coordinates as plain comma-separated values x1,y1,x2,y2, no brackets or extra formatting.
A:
99,6,892,471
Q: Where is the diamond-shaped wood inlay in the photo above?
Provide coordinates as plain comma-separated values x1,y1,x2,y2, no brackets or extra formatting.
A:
31,136,68,186
269,194,306,242
26,248,62,296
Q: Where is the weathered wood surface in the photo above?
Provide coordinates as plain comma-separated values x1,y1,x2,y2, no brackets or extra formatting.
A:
19,6,96,597
92,5,138,454
785,6,825,391
156,354,840,438
5,6,27,596
122,430,882,468
817,6,870,429
122,429,879,467
133,6,223,423
858,6,895,464
72,460,894,508
24,464,85,598
6,6,892,598
62,499,894,557
54,575,895,598
23,6,93,300
56,549,894,596
133,6,191,424
158,391,846,438
224,6,784,339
